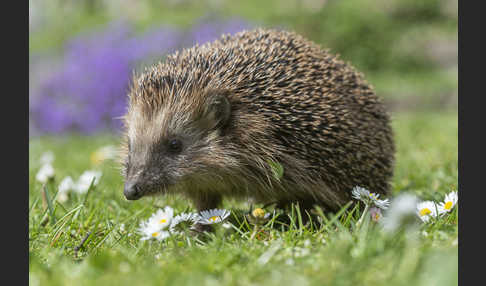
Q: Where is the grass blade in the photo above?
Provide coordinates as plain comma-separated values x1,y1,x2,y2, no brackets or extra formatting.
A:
43,183,56,224
82,177,97,205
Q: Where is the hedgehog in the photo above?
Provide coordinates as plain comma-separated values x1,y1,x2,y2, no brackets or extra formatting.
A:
120,28,395,217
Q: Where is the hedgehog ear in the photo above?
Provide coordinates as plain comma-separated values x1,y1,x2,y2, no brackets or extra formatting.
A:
200,90,231,131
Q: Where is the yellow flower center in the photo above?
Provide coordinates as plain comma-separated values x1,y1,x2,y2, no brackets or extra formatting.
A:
209,216,219,222
90,152,103,165
419,208,431,216
444,201,453,210
159,219,167,224
252,208,265,218
152,232,159,237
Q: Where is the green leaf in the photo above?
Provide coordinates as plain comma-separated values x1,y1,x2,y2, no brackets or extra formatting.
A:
267,160,284,181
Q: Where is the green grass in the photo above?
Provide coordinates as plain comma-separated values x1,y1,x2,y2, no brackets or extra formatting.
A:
29,111,458,286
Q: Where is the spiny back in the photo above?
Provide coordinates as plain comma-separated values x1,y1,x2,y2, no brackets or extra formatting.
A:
129,28,394,209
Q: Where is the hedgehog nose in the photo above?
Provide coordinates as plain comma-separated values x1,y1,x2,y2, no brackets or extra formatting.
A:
124,181,142,200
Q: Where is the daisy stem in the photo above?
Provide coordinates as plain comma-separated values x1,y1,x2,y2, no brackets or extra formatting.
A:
168,230,179,248
356,203,370,229
250,225,260,240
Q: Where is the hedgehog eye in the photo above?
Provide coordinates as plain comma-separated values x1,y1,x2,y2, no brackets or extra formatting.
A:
168,139,183,154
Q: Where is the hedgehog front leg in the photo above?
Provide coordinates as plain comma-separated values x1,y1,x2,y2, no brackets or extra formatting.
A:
191,193,222,233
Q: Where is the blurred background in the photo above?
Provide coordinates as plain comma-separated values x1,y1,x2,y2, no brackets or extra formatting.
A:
29,0,457,137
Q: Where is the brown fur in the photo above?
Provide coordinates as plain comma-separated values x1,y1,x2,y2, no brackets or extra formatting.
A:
120,28,395,212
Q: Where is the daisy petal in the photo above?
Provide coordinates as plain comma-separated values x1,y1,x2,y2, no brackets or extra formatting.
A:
198,209,231,225
438,191,458,214
416,201,439,223
170,212,200,234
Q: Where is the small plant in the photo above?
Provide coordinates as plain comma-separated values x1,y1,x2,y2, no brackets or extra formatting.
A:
267,160,284,181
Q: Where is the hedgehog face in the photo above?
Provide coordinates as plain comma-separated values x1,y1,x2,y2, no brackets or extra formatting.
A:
122,89,232,200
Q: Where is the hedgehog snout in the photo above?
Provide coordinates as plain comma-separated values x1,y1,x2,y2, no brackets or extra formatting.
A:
123,163,174,200
124,180,143,200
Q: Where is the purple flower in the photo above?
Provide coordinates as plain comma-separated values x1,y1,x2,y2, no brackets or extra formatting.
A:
29,18,253,135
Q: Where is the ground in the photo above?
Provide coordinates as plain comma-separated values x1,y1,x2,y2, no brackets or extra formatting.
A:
29,111,458,286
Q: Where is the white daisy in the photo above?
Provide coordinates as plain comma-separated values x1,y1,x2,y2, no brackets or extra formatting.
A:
381,193,419,232
35,164,55,183
169,212,200,234
438,191,458,214
58,176,75,193
138,207,174,241
73,170,102,193
57,176,75,202
351,186,390,209
374,197,390,210
198,209,231,225
351,186,370,202
368,192,390,209
146,207,174,230
138,221,170,241
416,201,439,223
39,151,55,165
